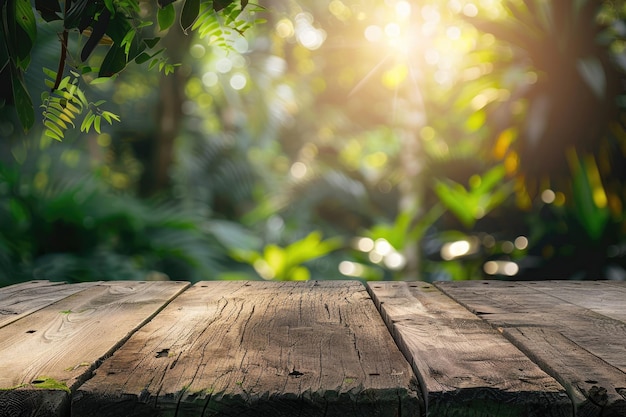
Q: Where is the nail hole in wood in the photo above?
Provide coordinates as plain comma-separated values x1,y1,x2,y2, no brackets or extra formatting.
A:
156,348,170,358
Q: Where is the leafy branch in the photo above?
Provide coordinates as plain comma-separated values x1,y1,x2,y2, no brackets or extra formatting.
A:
40,68,120,141
1,0,259,137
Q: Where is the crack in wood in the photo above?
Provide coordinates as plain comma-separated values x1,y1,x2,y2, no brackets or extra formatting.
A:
200,389,213,417
66,281,421,416
239,305,255,345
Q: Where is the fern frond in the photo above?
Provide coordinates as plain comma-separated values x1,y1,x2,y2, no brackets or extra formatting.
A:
192,1,259,48
41,68,121,139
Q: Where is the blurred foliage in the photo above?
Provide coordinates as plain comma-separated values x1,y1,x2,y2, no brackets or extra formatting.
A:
1,0,626,285
231,231,343,281
0,141,233,285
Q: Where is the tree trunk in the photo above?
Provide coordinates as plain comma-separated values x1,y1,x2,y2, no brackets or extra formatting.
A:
140,24,192,197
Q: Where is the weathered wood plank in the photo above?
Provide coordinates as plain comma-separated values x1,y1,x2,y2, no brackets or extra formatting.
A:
0,281,189,417
501,327,626,417
367,281,571,417
520,281,626,323
0,280,98,329
72,281,422,417
436,280,626,417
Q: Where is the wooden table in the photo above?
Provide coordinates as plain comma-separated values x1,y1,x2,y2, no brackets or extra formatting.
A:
0,280,624,417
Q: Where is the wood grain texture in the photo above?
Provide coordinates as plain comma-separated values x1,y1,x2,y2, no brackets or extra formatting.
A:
72,280,422,417
520,281,626,322
501,327,626,417
436,280,626,417
367,281,571,417
0,281,189,417
0,280,98,329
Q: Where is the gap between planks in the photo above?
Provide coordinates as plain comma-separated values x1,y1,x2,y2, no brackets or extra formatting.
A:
367,281,571,417
0,280,190,417
72,280,422,417
435,280,626,417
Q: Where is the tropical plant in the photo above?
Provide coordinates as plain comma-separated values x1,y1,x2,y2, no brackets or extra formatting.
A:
0,141,236,285
230,231,343,281
1,0,262,138
465,0,626,184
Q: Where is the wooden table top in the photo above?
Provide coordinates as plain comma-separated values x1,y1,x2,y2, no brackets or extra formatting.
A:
0,279,623,417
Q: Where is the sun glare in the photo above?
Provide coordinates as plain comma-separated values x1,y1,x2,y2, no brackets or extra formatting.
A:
354,0,486,99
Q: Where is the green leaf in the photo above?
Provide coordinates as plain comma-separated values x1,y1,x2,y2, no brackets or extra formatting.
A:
264,244,286,276
104,0,115,13
44,120,64,138
121,29,136,56
474,164,505,194
94,115,102,133
135,52,152,64
57,75,70,91
434,180,476,228
43,67,57,79
81,8,111,61
44,105,75,127
16,0,37,43
148,58,159,70
11,0,37,71
213,0,235,11
64,0,91,29
180,0,200,33
138,21,153,29
35,0,62,22
158,4,175,31
90,76,116,85
44,129,63,141
80,111,96,132
99,45,127,77
290,266,310,281
104,11,132,44
570,153,610,241
11,68,34,131
144,37,161,49
44,112,68,130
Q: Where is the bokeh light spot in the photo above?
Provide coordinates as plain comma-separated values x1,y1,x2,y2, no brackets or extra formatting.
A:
364,25,383,42
202,72,218,88
275,18,294,38
290,161,308,179
229,73,247,90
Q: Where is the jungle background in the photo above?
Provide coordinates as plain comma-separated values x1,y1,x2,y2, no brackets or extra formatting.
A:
1,0,626,286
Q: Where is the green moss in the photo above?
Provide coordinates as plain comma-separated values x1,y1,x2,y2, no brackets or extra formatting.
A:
0,383,28,391
0,377,69,392
65,362,90,371
29,377,70,393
